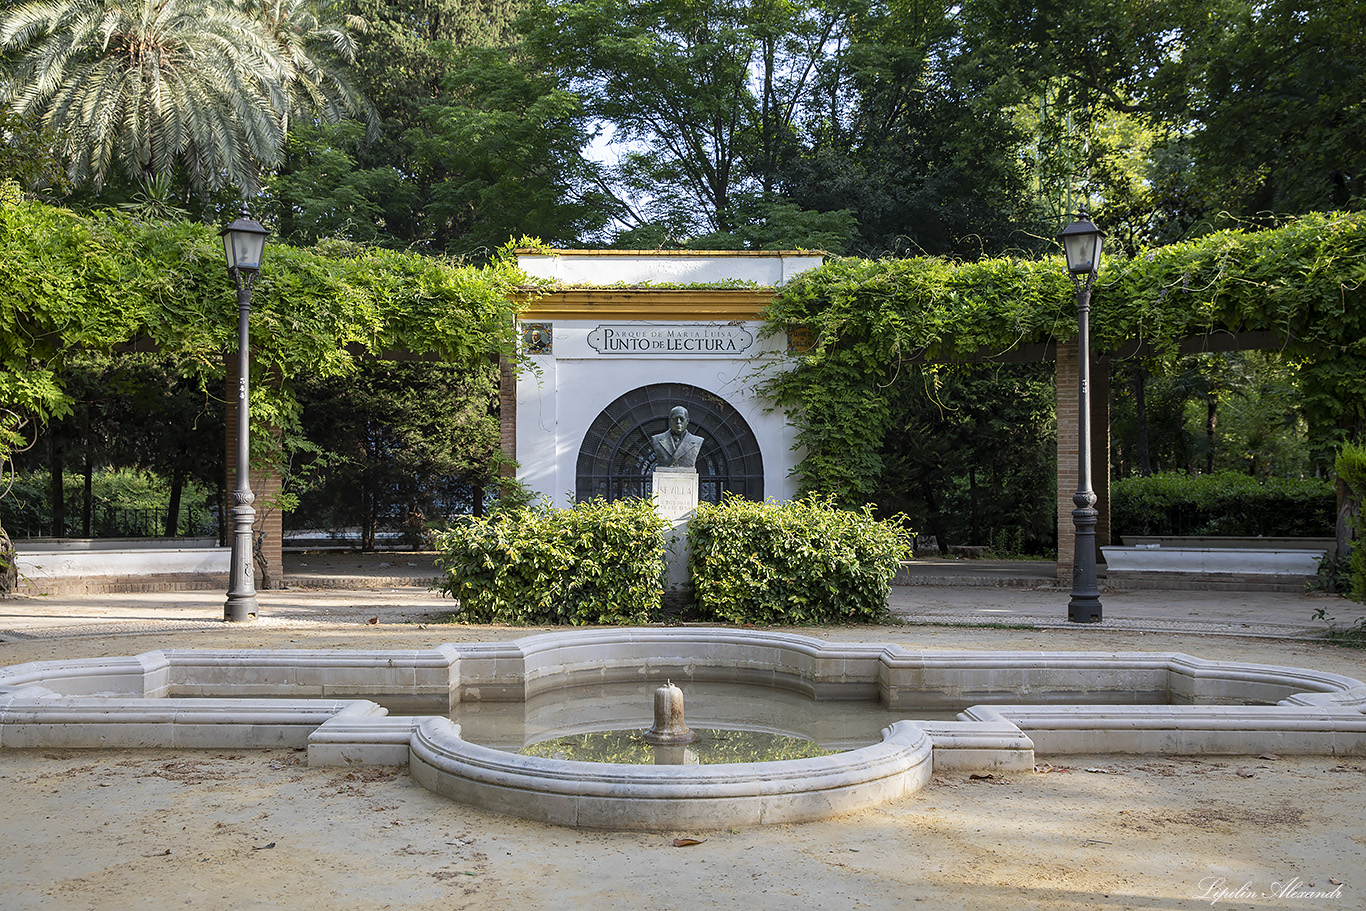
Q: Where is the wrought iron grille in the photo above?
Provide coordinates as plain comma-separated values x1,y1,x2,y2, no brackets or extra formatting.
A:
575,383,764,505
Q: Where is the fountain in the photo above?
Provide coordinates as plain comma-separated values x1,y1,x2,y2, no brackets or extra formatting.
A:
1,628,1364,829
643,681,694,746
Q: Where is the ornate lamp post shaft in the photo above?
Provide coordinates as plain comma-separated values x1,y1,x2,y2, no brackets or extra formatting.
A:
1058,210,1105,624
221,205,269,623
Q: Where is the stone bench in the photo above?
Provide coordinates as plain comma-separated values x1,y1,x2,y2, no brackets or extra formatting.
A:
1123,535,1337,556
1101,541,1328,592
15,538,229,595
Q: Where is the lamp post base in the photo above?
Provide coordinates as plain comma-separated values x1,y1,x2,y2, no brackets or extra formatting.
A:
1069,505,1103,624
224,500,257,623
1067,596,1102,624
225,594,258,623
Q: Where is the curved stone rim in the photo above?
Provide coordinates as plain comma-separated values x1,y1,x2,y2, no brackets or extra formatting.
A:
409,718,935,829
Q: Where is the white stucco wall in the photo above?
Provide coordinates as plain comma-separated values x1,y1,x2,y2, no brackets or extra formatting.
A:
513,251,822,508
516,320,799,509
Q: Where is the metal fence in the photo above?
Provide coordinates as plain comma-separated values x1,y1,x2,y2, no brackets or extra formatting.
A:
0,504,219,540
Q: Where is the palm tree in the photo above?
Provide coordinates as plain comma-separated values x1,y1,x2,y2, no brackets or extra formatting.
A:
1,0,370,195
230,0,376,137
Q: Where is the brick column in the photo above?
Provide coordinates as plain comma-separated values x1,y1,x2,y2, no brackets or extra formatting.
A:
1056,342,1111,583
225,355,283,589
498,354,517,481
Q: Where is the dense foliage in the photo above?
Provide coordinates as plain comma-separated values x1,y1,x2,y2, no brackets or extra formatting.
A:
1110,352,1311,480
0,197,523,586
0,0,371,195
687,496,909,625
871,362,1056,555
11,353,228,539
1110,472,1334,539
0,197,523,464
763,211,1366,504
4,0,1364,256
291,361,503,548
433,498,668,624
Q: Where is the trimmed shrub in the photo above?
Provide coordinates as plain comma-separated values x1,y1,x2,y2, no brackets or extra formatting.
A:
433,497,668,624
1336,442,1366,604
688,496,911,625
1111,471,1334,538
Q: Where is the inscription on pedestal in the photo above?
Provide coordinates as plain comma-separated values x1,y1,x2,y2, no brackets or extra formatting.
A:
652,470,699,522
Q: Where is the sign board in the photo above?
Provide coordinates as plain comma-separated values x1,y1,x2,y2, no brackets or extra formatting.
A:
652,470,699,522
588,325,755,356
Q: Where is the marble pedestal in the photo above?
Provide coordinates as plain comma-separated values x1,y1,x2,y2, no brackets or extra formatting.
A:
652,469,698,596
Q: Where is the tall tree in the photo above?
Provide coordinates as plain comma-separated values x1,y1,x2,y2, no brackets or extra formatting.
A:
526,0,846,239
294,361,502,549
784,0,1041,257
873,363,1056,553
332,0,526,245
261,120,412,245
954,0,1366,237
408,47,616,254
0,0,369,195
1151,0,1366,219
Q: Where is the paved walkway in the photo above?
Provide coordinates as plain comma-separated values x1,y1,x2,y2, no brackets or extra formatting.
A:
2,550,1362,642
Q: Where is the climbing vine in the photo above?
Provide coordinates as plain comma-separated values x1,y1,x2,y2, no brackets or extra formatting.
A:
0,198,526,463
762,211,1366,502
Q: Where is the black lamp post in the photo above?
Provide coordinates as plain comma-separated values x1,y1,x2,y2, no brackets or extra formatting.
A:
1058,209,1105,623
221,204,269,623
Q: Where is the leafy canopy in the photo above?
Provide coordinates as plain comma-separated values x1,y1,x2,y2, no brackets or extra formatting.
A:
764,211,1366,501
0,196,525,466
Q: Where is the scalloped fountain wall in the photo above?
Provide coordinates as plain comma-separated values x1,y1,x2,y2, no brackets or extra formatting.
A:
2,629,1365,829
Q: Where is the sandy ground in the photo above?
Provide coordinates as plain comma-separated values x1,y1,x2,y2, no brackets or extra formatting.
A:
2,597,1364,910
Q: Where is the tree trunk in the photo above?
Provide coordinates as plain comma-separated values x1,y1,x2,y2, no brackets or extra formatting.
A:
1205,391,1218,474
165,467,185,537
1337,477,1358,568
50,441,65,537
362,490,376,552
215,476,227,546
253,529,274,591
82,455,93,538
918,479,950,555
969,466,980,545
0,526,17,595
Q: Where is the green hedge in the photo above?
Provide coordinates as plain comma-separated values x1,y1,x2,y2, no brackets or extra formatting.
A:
1111,471,1335,538
687,496,910,625
433,497,668,624
1337,442,1366,603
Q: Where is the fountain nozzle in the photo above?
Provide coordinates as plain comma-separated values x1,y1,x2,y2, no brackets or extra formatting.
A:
642,680,695,745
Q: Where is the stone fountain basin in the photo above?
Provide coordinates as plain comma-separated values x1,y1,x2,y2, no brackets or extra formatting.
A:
2,629,1364,829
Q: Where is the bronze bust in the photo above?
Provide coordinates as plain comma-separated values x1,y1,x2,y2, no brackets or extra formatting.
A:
650,406,704,470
